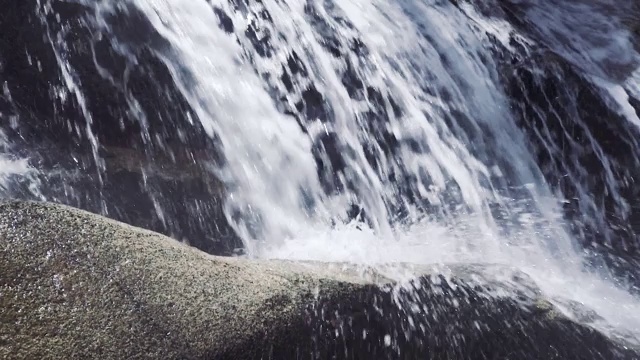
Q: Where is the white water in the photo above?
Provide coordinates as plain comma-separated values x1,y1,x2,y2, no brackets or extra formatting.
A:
12,0,640,346
0,130,40,196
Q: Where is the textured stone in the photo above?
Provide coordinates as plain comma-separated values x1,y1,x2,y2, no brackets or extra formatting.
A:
0,201,638,359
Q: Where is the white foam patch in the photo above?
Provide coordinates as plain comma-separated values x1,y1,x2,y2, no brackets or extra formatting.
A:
0,157,31,178
594,76,640,129
0,156,36,193
261,217,640,346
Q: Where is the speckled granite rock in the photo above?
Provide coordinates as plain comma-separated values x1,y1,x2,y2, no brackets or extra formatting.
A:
0,201,637,359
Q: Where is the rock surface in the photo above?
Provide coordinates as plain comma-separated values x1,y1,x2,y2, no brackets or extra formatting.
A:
0,201,638,359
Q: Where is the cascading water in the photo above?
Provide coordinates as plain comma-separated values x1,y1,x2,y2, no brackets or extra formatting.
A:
130,0,565,257
2,0,640,349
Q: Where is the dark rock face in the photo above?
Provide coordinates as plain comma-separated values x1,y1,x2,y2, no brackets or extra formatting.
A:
0,0,240,255
1,201,637,359
296,278,637,360
443,0,640,289
0,1,202,150
457,0,640,287
504,52,640,279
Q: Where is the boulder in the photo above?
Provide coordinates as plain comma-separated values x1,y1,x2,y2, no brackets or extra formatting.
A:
0,201,637,359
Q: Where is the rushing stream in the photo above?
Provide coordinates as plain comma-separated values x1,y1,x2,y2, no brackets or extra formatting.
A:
2,0,640,350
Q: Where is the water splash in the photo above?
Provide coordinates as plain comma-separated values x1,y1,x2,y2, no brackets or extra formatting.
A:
105,0,640,344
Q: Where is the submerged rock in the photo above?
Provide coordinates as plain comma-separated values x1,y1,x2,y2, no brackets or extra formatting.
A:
0,201,637,359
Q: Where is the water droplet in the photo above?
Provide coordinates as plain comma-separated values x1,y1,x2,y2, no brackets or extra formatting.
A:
384,334,391,346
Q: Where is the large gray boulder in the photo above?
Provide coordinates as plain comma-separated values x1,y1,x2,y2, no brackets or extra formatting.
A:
0,201,637,359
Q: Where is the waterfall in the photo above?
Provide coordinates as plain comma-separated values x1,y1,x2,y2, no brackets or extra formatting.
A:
113,0,567,258
2,0,640,346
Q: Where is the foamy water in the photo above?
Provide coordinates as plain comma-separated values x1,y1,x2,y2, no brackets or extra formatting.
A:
261,216,640,345
0,129,38,195
0,157,32,189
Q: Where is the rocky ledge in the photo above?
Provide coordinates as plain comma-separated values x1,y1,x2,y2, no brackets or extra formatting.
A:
0,201,637,359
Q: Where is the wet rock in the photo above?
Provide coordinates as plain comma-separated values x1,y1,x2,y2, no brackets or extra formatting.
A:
492,43,640,290
0,0,237,254
213,7,235,34
246,21,274,57
0,0,204,151
449,0,640,289
505,51,640,246
18,144,240,256
298,85,329,121
0,201,637,359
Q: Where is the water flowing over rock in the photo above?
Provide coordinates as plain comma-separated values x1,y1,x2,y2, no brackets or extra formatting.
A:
480,0,640,290
2,0,640,354
1,201,638,359
1,0,639,261
0,0,240,255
